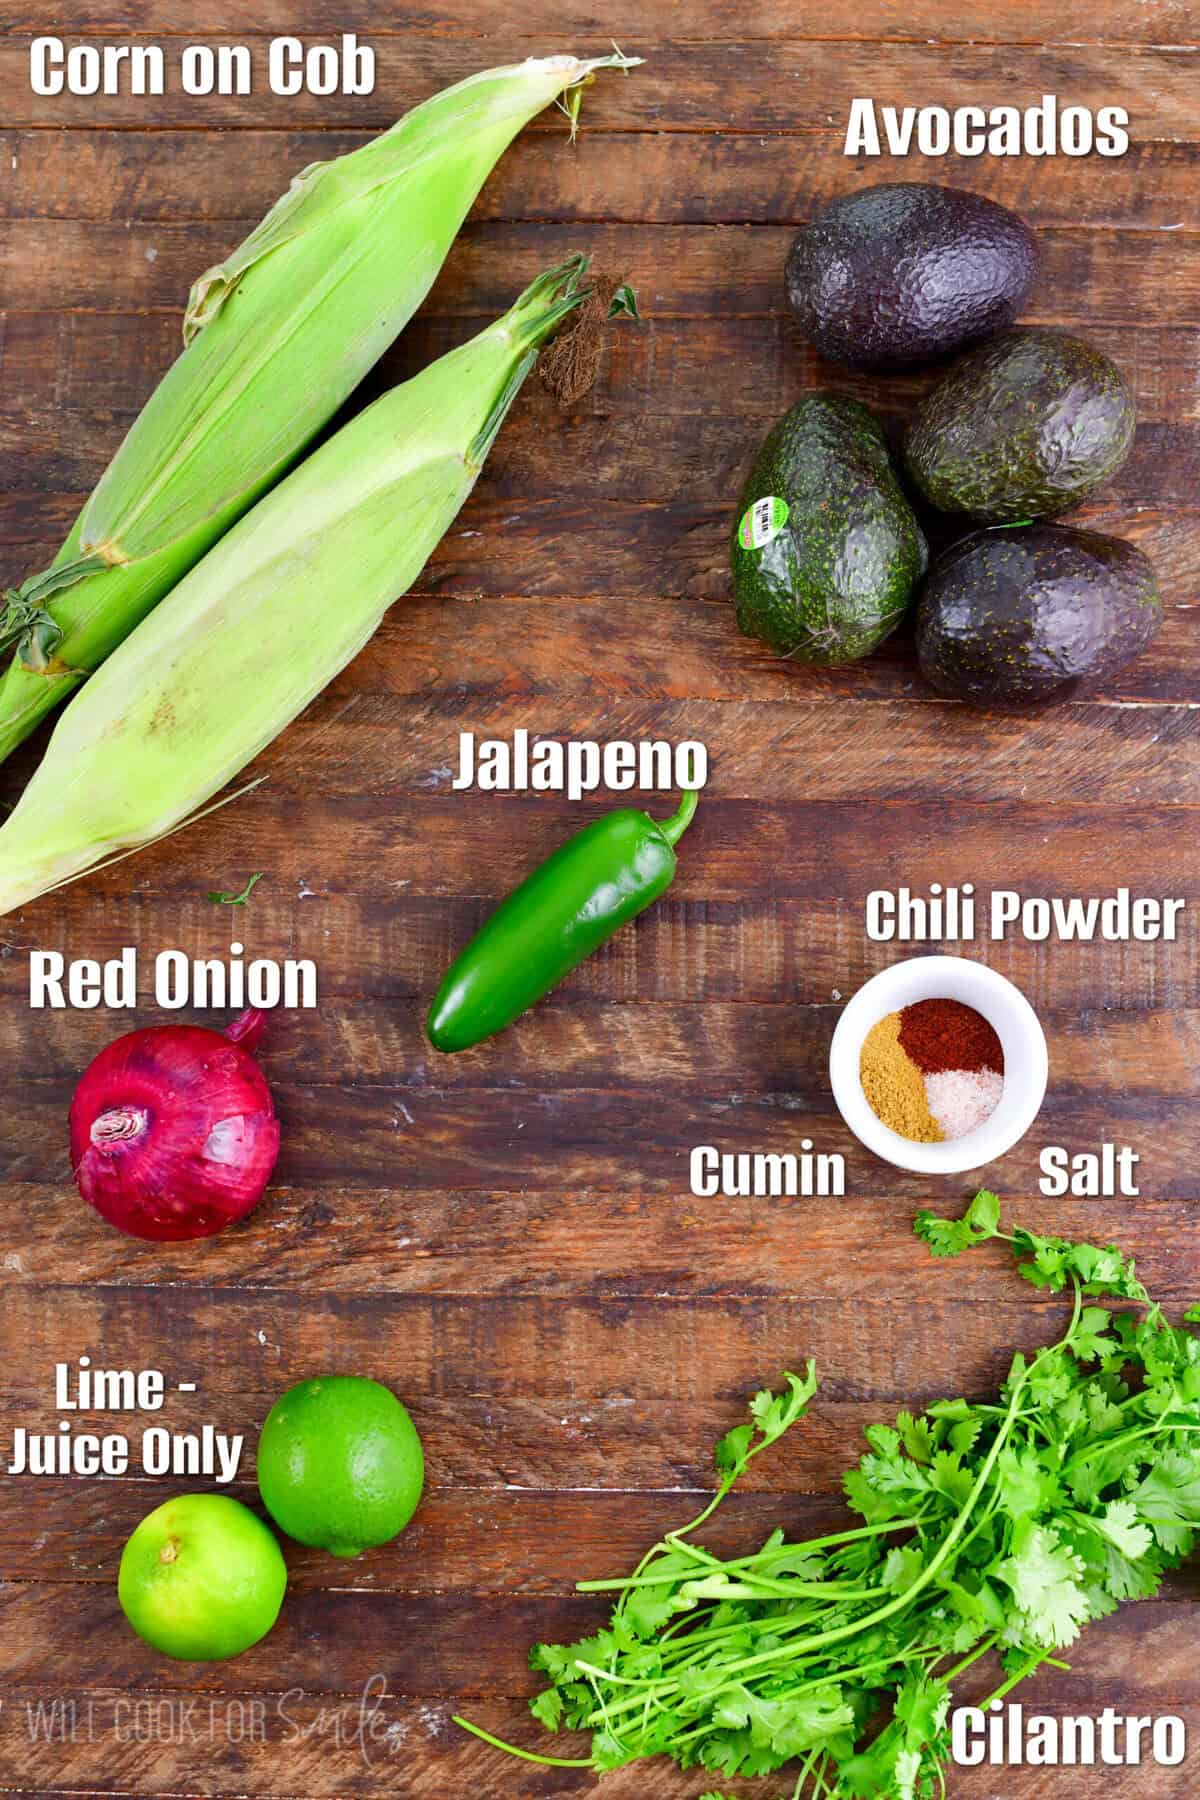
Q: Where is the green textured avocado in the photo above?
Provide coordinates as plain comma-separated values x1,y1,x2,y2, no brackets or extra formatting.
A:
905,328,1135,522
730,394,927,665
917,524,1162,708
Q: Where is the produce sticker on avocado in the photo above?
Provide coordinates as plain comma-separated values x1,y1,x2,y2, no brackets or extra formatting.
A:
738,494,789,551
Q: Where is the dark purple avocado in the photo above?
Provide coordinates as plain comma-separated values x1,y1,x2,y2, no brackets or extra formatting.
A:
785,183,1039,371
916,525,1162,709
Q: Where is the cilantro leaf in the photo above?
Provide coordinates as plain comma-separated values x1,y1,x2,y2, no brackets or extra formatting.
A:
716,1364,818,1484
896,1410,935,1464
915,1194,1147,1306
714,1422,753,1477
996,1522,1092,1648
714,1683,854,1757
1012,1229,1146,1302
529,1687,564,1730
994,1444,1062,1521
914,1188,1000,1257
1069,1306,1117,1363
1129,1449,1200,1551
1092,1498,1154,1561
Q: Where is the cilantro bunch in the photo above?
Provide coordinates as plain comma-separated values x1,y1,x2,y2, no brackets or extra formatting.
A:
457,1194,1200,1798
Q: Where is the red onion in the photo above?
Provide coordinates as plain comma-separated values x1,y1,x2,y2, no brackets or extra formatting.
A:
69,1010,280,1242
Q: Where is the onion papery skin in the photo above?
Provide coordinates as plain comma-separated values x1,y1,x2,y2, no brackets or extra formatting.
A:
69,1015,280,1242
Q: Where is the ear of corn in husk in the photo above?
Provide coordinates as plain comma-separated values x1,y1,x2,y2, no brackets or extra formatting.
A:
0,52,639,765
0,257,593,916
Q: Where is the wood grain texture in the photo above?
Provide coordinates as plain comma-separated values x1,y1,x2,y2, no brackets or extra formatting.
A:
4,131,1199,228
2,0,1200,1796
4,227,1200,325
4,1189,1200,1299
10,0,1196,46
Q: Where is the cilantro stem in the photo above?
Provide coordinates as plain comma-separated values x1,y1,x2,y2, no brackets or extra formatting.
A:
810,1752,837,1799
940,1635,998,1683
574,1658,658,1690
611,1473,740,1617
450,1717,593,1767
980,1649,1062,1708
1065,1419,1200,1472
793,1751,818,1796
684,1574,882,1600
577,1515,928,1592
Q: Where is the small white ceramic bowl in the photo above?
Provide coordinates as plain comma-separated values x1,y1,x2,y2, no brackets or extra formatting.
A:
829,954,1048,1175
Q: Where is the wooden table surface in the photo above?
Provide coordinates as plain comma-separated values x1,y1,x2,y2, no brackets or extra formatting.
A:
2,2,1198,1795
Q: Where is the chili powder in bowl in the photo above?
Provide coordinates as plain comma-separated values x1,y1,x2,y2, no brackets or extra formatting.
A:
829,955,1048,1175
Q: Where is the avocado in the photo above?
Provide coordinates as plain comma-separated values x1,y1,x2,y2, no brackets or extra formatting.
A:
905,328,1135,522
785,183,1039,371
916,524,1162,708
730,393,927,665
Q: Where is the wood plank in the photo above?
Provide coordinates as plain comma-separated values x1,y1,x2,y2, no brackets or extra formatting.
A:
3,695,1197,844
3,312,1197,432
7,1389,1191,1497
3,411,1196,535
2,494,1197,707
4,130,1198,229
4,225,1200,326
4,1008,1194,1202
18,786,1200,919
4,415,1196,531
0,1582,593,1692
411,221,1200,322
1,1186,1196,1301
0,1284,1158,1417
1,792,1195,1021
6,1000,1195,1097
0,1485,908,1588
9,0,1194,47
4,488,1197,591
3,40,1197,135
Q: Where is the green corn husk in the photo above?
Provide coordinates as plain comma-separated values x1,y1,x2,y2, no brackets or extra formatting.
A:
0,257,592,916
0,51,638,765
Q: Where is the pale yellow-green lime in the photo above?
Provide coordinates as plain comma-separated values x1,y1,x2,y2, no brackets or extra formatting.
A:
257,1375,425,1558
118,1493,286,1661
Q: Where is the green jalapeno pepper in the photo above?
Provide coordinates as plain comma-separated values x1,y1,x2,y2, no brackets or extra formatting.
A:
426,787,699,1053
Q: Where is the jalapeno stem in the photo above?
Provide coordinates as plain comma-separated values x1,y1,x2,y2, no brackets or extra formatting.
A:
658,786,699,847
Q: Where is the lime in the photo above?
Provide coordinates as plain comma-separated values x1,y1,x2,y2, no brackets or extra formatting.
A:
257,1375,424,1558
118,1493,286,1661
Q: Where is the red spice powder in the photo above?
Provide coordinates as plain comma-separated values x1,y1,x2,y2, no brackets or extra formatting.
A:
897,997,1004,1076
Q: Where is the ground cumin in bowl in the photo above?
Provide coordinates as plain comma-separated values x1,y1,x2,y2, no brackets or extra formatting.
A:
829,956,1047,1176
